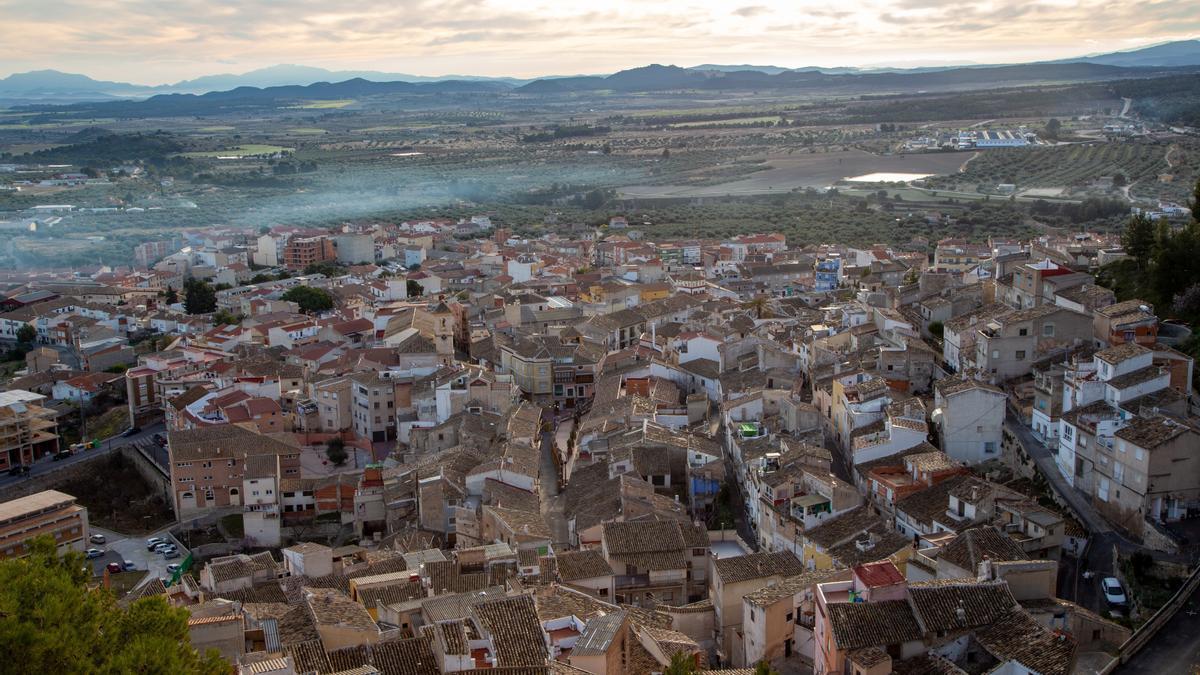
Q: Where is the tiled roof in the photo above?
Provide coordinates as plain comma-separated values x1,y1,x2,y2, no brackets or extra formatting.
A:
1114,415,1193,449
473,595,549,667
370,637,440,675
285,639,330,674
304,587,379,632
826,599,922,650
803,506,883,549
1095,341,1149,365
713,551,805,584
974,608,1076,675
554,549,613,582
907,579,1016,632
937,526,1028,573
854,560,904,587
603,520,686,557
168,424,297,462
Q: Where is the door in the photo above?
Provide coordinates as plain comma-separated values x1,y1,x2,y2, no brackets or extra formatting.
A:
785,638,793,657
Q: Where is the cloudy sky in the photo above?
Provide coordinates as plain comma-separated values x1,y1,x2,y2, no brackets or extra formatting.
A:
2,0,1197,83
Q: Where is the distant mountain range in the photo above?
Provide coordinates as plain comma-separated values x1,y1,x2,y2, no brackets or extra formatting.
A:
2,39,1198,105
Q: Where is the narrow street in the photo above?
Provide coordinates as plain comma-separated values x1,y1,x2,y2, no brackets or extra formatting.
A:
1004,413,1144,614
538,408,569,546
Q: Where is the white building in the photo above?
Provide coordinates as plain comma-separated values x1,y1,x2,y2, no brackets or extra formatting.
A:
932,377,1006,465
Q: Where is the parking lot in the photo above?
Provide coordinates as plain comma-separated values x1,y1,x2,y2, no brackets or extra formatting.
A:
87,525,188,582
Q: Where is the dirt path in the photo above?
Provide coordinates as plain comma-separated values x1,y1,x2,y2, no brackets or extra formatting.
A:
1165,144,1180,169
1120,97,1133,118
957,151,980,173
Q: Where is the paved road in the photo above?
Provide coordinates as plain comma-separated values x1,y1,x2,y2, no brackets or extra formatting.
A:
0,421,164,493
1117,580,1200,674
1005,413,1143,615
1005,413,1112,535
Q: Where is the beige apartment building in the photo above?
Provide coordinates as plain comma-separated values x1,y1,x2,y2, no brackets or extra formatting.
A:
167,425,301,518
0,490,89,560
0,389,60,471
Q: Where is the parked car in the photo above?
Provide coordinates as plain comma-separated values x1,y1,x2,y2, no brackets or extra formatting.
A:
1102,577,1127,605
166,563,182,574
153,542,175,553
123,560,136,571
53,450,72,461
7,465,29,475
121,426,142,438
146,537,166,550
89,534,106,544
85,548,104,559
106,562,123,574
163,548,181,559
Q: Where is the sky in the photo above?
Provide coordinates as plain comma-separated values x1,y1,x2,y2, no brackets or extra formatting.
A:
2,0,1199,83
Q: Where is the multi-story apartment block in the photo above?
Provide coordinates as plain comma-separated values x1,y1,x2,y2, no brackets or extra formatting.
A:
1095,415,1200,535
282,236,336,270
0,490,88,560
350,372,400,443
972,305,1092,380
167,425,301,518
0,390,59,471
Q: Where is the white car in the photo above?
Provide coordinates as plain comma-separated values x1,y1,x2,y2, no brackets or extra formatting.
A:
1102,577,1127,605
89,534,106,545
166,563,182,574
85,548,104,559
146,537,166,550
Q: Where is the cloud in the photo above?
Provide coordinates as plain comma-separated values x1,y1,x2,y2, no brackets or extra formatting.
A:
732,5,768,17
0,0,1197,82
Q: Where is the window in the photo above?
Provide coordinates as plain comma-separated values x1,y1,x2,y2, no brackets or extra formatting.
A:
1019,328,1028,336
1043,324,1055,337
1016,350,1026,360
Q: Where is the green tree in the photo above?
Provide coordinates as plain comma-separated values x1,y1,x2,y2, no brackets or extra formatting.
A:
212,310,241,326
280,286,335,314
1192,178,1200,225
407,279,424,297
325,437,348,466
754,661,781,675
164,286,178,305
662,652,697,675
1122,214,1156,265
1044,117,1062,140
0,536,226,675
15,324,36,346
929,321,945,339
302,261,343,277
183,279,217,315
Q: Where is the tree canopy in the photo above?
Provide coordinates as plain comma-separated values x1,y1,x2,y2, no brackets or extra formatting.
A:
0,536,226,675
183,278,216,315
280,286,335,314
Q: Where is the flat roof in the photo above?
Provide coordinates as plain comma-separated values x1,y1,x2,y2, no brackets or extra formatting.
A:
0,489,76,524
0,390,46,408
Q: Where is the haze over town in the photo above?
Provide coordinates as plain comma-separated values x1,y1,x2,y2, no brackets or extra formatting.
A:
2,4,1200,675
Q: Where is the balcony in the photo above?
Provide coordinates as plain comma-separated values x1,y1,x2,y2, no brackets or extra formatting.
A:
615,574,650,590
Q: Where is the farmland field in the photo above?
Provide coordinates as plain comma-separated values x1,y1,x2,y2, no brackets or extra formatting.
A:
180,144,294,158
619,149,970,198
925,142,1168,193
